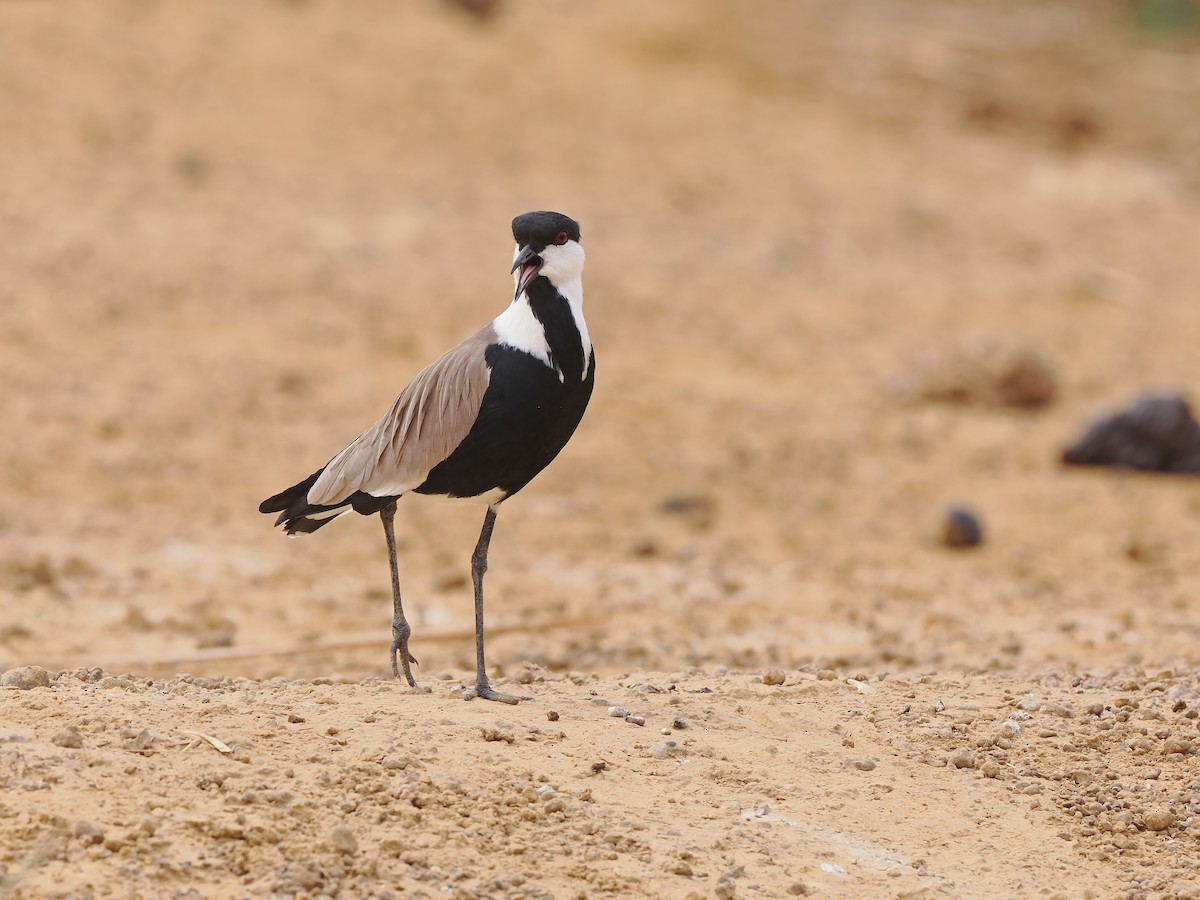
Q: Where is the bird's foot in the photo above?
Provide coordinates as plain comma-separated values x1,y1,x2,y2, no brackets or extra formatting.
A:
467,678,531,705
389,634,419,689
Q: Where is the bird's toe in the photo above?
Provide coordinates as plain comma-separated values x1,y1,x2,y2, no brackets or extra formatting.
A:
469,682,530,704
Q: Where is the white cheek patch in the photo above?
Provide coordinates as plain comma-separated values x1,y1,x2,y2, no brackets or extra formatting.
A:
538,241,585,284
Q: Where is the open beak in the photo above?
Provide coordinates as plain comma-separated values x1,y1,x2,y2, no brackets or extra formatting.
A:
510,244,543,300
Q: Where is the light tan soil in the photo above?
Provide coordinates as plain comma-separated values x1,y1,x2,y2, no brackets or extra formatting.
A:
2,2,1200,898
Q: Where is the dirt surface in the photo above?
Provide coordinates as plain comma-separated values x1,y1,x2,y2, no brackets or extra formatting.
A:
2,2,1200,897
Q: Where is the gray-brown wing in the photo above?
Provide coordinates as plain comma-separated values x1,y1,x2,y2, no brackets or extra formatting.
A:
307,326,494,505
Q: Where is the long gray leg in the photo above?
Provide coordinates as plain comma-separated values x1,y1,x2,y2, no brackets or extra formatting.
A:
381,501,420,689
470,505,529,704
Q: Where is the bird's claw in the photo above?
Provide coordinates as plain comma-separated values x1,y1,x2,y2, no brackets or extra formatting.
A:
389,637,419,688
469,681,531,705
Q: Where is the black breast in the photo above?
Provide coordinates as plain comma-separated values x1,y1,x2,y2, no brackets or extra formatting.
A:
415,280,594,500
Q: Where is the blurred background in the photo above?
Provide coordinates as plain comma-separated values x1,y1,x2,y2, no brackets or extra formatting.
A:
1,0,1198,681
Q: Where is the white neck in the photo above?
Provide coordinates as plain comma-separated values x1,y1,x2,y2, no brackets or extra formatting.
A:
492,296,553,373
554,275,592,379
491,277,591,381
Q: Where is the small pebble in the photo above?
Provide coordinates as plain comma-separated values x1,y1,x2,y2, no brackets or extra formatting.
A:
329,825,357,855
762,669,786,686
1144,810,1176,832
608,706,629,718
546,710,560,722
950,749,976,769
660,728,671,735
1,666,51,690
480,727,515,743
1044,703,1075,719
651,740,682,760
672,717,689,730
942,506,984,548
847,758,876,772
625,715,645,727
786,882,809,896
1016,697,1042,712
53,727,83,749
75,821,104,846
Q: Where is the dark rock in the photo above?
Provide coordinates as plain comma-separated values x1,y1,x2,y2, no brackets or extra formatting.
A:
1062,393,1200,474
942,506,984,548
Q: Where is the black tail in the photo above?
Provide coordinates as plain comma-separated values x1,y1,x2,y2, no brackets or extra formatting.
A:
260,467,397,536
259,467,344,535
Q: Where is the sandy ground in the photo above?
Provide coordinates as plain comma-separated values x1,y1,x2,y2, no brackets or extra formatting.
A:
2,2,1200,897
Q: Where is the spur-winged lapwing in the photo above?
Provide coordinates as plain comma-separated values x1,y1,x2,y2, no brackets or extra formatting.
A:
260,211,594,704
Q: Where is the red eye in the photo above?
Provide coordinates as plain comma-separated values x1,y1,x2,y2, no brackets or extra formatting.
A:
554,231,569,246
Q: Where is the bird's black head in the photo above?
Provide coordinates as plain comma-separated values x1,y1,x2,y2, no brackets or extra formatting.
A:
512,211,581,251
510,211,584,300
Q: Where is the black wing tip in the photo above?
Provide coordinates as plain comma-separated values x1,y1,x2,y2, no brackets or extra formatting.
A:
281,515,338,536
259,467,326,517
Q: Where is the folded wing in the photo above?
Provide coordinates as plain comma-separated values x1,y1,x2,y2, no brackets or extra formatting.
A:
308,326,494,505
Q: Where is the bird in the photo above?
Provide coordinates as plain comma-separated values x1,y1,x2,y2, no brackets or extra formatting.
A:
259,211,594,704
